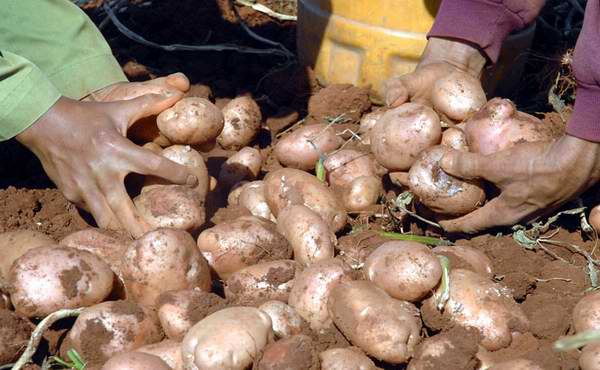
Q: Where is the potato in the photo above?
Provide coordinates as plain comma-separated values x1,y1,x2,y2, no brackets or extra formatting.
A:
66,300,162,367
159,145,210,197
122,228,211,308
224,260,297,305
9,245,114,317
0,229,54,279
0,309,33,365
238,181,275,221
364,241,442,302
422,269,529,351
343,176,382,211
288,258,353,331
197,215,291,280
359,109,386,146
432,245,493,278
217,96,262,150
591,204,600,233
218,146,263,187
407,326,479,370
101,352,171,370
319,347,380,370
259,300,305,338
431,71,487,122
488,359,545,370
328,280,421,364
573,290,600,333
464,98,554,155
136,339,183,370
370,103,441,171
227,181,249,206
134,185,205,233
274,123,343,170
441,127,469,151
255,334,319,370
408,146,485,216
277,205,336,266
580,343,600,370
157,97,224,145
264,168,347,232
181,307,273,370
323,149,385,189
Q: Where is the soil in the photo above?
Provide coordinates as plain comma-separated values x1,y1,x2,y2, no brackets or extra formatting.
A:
0,309,34,363
253,334,320,370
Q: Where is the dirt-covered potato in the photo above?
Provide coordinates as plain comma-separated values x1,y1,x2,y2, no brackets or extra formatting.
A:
0,309,33,365
258,300,305,338
408,146,485,216
323,149,386,189
122,229,211,307
431,71,487,122
370,103,442,171
136,339,183,370
319,347,380,370
488,359,545,370
0,229,54,279
407,326,479,370
181,307,273,370
224,260,298,305
218,147,263,187
590,204,600,233
432,245,493,278
328,280,421,364
441,127,469,151
197,215,291,279
365,241,442,302
157,289,226,341
274,123,343,170
580,343,600,370
157,145,210,197
134,185,205,233
157,97,224,145
464,98,554,155
359,109,386,146
343,176,383,211
255,334,319,370
277,205,336,266
101,351,171,370
422,269,529,351
237,181,275,221
264,168,347,232
66,300,162,367
9,245,114,317
573,290,600,333
217,96,262,150
288,258,353,331
227,181,249,206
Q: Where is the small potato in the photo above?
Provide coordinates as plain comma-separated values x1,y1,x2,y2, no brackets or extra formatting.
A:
137,339,183,370
225,260,298,305
370,103,441,171
407,326,479,370
422,269,529,351
101,352,171,370
217,96,262,150
277,205,335,266
181,307,273,370
238,181,275,221
432,245,493,278
328,280,422,364
159,145,210,197
573,290,600,333
590,204,600,233
274,123,343,170
227,181,249,206
323,149,385,189
580,343,600,370
431,71,487,122
343,176,382,211
264,168,347,232
218,147,263,187
288,258,353,331
408,146,485,216
364,241,442,302
255,335,319,370
259,300,305,338
122,229,211,308
134,184,205,233
0,309,33,365
359,109,386,145
66,300,162,367
0,229,54,279
157,97,224,145
440,127,469,151
319,347,380,370
488,359,545,370
9,245,114,317
197,215,291,280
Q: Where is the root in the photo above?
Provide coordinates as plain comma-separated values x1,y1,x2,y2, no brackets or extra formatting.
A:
235,0,297,21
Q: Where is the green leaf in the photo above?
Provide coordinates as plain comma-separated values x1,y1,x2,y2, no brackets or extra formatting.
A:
554,329,600,351
316,155,326,182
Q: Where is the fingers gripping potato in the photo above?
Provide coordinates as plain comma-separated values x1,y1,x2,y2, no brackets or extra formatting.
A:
159,145,210,197
275,123,343,170
101,351,171,370
217,96,262,150
0,229,54,279
258,300,305,338
431,71,487,122
157,97,224,145
319,347,381,370
218,146,263,187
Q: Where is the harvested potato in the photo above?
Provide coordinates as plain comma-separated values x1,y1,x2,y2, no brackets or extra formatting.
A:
0,309,33,365
422,269,529,351
159,145,210,197
0,229,54,279
288,258,353,331
218,147,263,187
323,149,385,189
237,181,275,221
370,103,441,171
181,307,273,370
66,300,162,367
343,176,382,211
259,300,305,338
407,326,479,370
319,347,380,370
136,339,183,370
157,97,224,145
359,109,386,146
590,204,600,232
217,96,262,150
264,168,347,232
328,280,422,364
431,71,487,122
225,260,297,305
274,123,342,170
573,290,600,333
101,351,171,370
157,289,225,341
9,245,114,317
364,241,442,302
277,205,336,266
432,245,493,278
122,229,211,307
227,181,249,206
197,215,291,279
441,127,469,151
580,343,600,370
488,359,545,370
464,98,554,155
255,334,319,370
408,146,485,216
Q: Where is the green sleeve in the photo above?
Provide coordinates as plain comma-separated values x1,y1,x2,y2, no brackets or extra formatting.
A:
0,0,127,100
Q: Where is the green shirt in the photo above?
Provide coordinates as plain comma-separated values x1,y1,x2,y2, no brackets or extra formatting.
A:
0,0,127,140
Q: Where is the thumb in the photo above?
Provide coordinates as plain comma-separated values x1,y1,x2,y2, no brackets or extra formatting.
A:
384,76,411,107
439,149,490,181
115,91,183,128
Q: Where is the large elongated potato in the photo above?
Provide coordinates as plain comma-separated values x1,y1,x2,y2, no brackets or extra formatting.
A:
573,290,600,333
264,168,347,232
0,229,54,279
217,96,262,150
277,205,335,266
218,147,263,187
157,97,224,145
197,215,291,279
275,123,343,170
136,339,183,370
370,103,441,171
9,245,114,317
432,245,493,278
319,347,380,370
431,71,487,122
328,280,422,364
258,301,305,338
181,307,273,370
237,181,275,221
323,149,385,189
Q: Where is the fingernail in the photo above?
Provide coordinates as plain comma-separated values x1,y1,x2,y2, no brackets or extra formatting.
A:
186,175,198,187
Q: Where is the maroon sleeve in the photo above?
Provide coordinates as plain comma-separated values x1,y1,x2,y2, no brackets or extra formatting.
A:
428,0,545,62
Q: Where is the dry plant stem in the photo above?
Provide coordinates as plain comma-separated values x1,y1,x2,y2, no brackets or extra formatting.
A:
12,308,85,370
554,329,600,351
235,0,297,21
378,231,452,246
275,118,305,138
436,255,451,311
